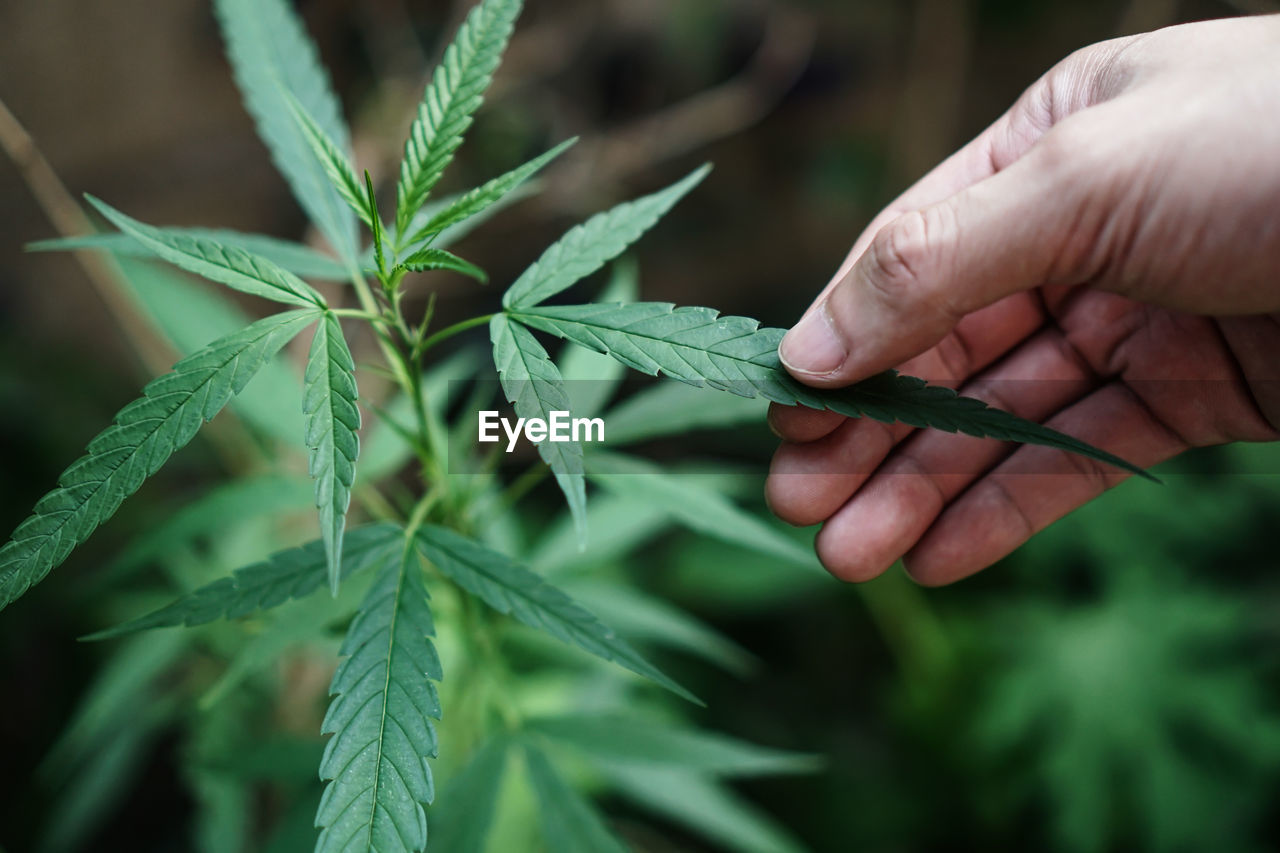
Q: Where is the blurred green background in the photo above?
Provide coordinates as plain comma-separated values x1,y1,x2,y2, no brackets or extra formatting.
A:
2,0,1280,850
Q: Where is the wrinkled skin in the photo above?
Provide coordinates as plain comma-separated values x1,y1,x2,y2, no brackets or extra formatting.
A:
766,17,1280,585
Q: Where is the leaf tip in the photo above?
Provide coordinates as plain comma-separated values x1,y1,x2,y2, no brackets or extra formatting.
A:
325,543,343,598
82,193,109,217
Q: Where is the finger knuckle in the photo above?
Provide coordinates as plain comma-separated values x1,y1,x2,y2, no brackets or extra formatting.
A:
1091,33,1151,99
1032,117,1095,179
1053,33,1148,109
865,206,964,322
868,210,931,292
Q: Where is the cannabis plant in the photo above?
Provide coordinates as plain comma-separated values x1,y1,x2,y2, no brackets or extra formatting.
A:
2,0,1149,850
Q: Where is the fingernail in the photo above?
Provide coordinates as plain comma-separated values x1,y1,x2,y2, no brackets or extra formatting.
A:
780,303,847,377
766,406,784,439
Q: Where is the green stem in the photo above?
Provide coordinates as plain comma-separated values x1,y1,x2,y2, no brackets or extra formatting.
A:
410,292,439,360
494,464,548,516
331,308,390,325
349,265,443,488
405,486,441,538
407,367,444,483
347,269,410,389
458,583,522,730
345,266,381,317
418,313,495,354
389,289,416,345
355,483,401,524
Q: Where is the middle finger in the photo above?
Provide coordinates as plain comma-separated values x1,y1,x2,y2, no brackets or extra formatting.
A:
811,328,1097,581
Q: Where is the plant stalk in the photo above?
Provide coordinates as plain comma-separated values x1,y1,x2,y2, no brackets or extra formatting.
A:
419,313,496,354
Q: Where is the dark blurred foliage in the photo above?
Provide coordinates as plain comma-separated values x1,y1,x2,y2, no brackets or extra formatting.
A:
2,0,1279,851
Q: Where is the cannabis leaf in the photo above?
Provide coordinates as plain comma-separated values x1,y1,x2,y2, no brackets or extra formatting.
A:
87,197,327,309
974,569,1280,853
401,138,576,249
365,171,390,279
284,92,375,229
44,631,188,778
316,542,442,853
40,681,178,853
527,493,669,577
102,474,312,581
585,451,813,565
397,247,487,283
361,349,481,483
395,181,540,264
29,229,350,281
502,166,710,310
603,765,807,853
0,310,318,613
509,302,1150,478
214,0,358,261
561,580,756,676
303,312,362,595
524,744,629,853
603,380,766,444
112,254,306,445
396,0,524,237
186,697,254,853
557,259,637,418
489,314,588,537
85,524,402,640
425,737,509,853
414,524,696,702
200,573,368,710
528,714,821,776
38,630,186,853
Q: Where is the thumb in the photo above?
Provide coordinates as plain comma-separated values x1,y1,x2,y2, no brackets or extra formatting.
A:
779,129,1093,385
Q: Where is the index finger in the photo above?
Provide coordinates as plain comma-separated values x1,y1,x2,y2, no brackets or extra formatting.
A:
769,290,1044,442
808,72,1060,312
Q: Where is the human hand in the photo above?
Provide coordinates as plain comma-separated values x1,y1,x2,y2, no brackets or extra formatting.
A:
766,16,1280,585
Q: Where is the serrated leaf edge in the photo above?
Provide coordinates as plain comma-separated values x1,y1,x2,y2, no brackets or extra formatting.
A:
303,312,362,595
508,302,1153,480
0,310,319,612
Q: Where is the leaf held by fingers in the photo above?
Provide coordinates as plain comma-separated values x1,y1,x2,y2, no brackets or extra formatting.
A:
509,302,1155,480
